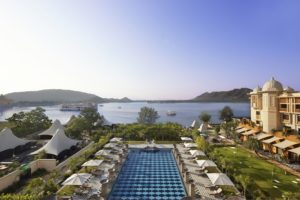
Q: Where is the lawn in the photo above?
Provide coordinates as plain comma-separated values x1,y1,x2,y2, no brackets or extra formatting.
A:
209,146,300,199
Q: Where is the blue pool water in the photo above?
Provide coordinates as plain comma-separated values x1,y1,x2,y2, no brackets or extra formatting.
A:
108,149,187,200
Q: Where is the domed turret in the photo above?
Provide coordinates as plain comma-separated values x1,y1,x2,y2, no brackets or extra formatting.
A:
262,77,283,92
284,86,294,93
252,85,262,93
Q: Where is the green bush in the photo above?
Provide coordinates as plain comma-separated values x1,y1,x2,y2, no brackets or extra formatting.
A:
0,194,39,200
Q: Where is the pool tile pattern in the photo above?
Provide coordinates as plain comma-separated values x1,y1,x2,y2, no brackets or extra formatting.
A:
108,149,186,200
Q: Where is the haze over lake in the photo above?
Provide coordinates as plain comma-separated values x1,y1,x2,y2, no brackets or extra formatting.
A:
0,102,250,126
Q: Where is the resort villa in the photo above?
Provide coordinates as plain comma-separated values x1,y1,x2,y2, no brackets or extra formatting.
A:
248,78,300,162
250,77,300,133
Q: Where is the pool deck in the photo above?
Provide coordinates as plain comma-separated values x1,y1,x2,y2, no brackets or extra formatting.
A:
174,144,221,200
174,144,244,200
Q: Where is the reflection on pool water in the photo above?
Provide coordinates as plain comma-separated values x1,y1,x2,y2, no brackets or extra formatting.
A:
108,149,186,200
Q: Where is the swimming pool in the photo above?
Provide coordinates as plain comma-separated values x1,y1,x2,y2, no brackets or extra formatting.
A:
108,148,187,200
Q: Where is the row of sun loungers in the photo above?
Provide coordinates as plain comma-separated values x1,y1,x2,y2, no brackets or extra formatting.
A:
176,139,241,199
59,138,128,200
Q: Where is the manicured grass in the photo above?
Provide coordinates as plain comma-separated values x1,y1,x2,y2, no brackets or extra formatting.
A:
209,146,300,199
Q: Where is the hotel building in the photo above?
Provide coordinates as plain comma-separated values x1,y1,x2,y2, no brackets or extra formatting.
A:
250,77,300,133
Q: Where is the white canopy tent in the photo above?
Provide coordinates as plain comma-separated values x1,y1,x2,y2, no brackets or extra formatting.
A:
82,160,104,167
38,119,63,138
181,137,193,142
190,120,196,128
99,162,115,171
190,150,205,157
95,149,112,157
62,173,92,186
110,137,123,143
207,173,234,186
0,128,29,152
104,143,117,149
31,128,79,156
196,160,217,168
198,123,207,133
183,143,197,148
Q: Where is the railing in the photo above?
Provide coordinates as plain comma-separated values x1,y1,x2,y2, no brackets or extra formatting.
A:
280,108,288,112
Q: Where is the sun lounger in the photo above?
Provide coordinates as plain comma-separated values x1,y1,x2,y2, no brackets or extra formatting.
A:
210,188,222,196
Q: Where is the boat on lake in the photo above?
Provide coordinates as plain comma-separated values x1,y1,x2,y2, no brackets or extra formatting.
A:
60,103,97,111
166,111,176,116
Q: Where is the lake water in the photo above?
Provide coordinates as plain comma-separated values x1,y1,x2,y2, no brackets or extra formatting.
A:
0,102,250,126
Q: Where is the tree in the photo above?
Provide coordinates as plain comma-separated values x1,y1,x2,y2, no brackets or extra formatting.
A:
137,107,159,125
238,175,251,198
34,150,47,160
23,177,44,197
79,107,104,132
65,117,89,139
214,125,220,135
219,106,234,122
196,136,210,153
199,112,211,123
220,120,239,140
43,179,58,195
245,137,260,154
6,107,52,136
65,108,105,138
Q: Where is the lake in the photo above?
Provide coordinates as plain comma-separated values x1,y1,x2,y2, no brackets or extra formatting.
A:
0,102,250,126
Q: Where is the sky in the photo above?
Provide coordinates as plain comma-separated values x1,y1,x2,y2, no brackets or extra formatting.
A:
0,0,300,100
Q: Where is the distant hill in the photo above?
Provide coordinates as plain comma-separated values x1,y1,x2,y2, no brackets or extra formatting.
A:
192,88,252,102
0,95,13,107
5,89,132,105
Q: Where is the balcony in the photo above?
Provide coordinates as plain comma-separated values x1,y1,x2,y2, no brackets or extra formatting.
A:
279,108,288,112
282,120,290,124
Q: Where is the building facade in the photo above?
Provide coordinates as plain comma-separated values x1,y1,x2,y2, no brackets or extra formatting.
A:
250,77,300,133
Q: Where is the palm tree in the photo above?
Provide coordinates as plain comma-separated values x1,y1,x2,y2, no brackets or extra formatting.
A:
247,137,260,154
219,159,228,173
199,112,211,124
238,175,251,198
219,106,234,122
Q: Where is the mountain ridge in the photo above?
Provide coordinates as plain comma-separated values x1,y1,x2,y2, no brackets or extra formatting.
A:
3,88,252,106
4,89,132,105
191,88,251,102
